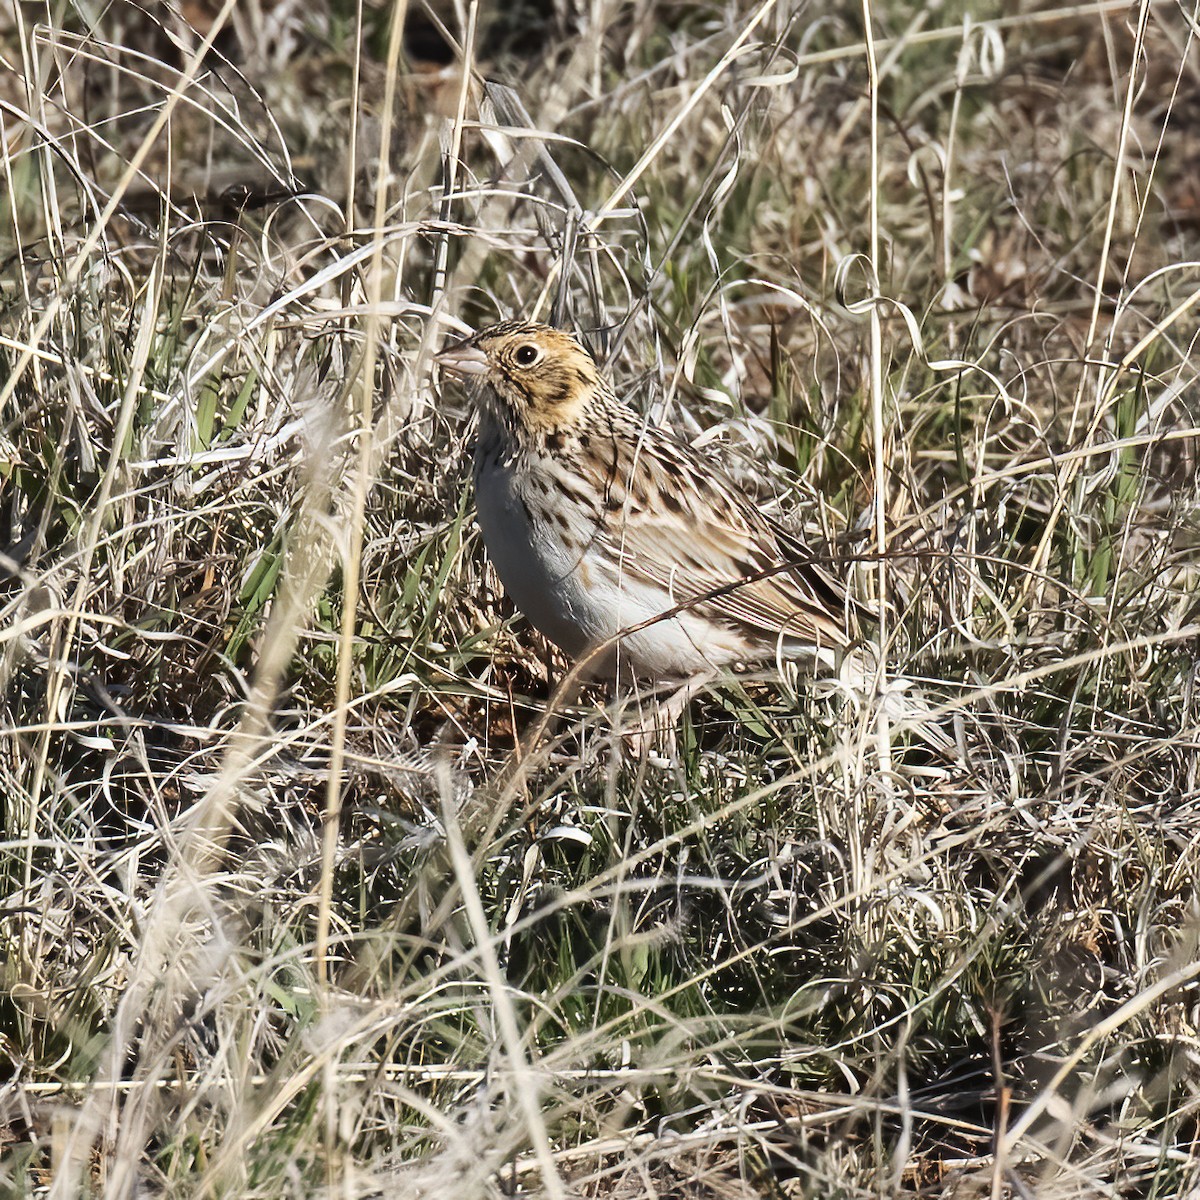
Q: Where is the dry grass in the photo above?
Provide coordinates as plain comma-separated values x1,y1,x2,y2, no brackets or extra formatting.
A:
3,0,1200,1196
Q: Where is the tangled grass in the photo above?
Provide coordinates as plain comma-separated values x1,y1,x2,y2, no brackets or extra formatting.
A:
2,0,1200,1195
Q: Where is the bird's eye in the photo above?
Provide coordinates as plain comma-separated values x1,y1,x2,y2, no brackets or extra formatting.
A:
513,343,541,367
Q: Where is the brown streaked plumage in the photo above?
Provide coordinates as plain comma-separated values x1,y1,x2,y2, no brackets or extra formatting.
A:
436,319,861,682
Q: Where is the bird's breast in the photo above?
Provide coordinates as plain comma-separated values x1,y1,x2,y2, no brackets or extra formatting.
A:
472,444,606,660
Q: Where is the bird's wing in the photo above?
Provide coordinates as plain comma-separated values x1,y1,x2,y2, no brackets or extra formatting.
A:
586,422,857,652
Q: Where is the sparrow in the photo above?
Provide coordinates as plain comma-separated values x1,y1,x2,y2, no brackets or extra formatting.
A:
436,320,859,682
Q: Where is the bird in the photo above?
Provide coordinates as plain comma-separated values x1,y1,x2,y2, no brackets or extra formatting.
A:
435,319,861,686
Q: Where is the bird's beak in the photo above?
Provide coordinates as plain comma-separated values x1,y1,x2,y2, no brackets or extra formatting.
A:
435,340,490,377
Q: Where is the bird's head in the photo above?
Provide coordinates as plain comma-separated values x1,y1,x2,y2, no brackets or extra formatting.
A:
436,320,603,440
